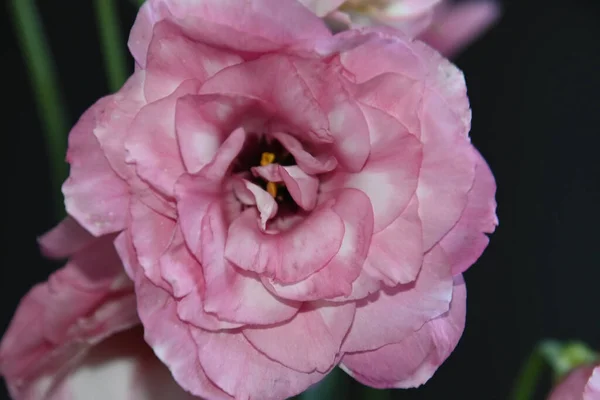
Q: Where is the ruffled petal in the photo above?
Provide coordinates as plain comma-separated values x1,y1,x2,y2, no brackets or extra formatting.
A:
129,199,176,291
200,203,301,324
0,236,138,399
341,275,466,389
126,80,200,197
145,20,242,103
243,301,355,373
439,149,497,274
264,188,374,301
225,206,345,284
175,127,246,253
38,217,95,259
190,329,329,400
62,96,130,236
272,131,337,175
134,276,233,400
342,246,453,353
128,0,331,67
321,102,422,233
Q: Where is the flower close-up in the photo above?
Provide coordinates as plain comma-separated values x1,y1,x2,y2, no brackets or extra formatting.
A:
547,364,600,400
299,0,501,56
0,0,497,399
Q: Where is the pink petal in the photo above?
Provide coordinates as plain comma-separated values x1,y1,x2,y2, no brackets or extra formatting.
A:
38,217,95,259
200,202,301,324
243,301,355,373
341,275,467,388
144,20,242,103
225,205,345,284
114,231,138,281
134,276,233,399
272,131,338,175
52,327,199,400
175,127,246,253
235,179,278,229
321,103,422,233
0,236,138,399
419,1,501,57
264,188,374,301
190,329,330,400
129,199,176,292
252,164,320,211
128,0,331,68
158,228,242,331
439,150,497,275
126,80,200,197
90,72,176,219
342,246,453,353
417,135,477,251
584,367,600,400
363,196,423,285
62,96,130,236
383,0,442,19
548,364,600,400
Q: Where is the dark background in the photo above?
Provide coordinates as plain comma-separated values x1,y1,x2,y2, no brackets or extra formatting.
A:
2,0,599,399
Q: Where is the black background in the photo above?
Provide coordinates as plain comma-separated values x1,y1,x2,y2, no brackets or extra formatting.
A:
1,0,599,399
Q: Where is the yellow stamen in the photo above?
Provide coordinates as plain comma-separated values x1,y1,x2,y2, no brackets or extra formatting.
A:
260,152,276,167
266,182,278,198
339,0,389,14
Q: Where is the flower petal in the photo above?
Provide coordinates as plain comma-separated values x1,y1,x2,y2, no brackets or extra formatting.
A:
126,80,200,197
225,205,345,284
264,188,374,301
252,164,320,211
129,199,176,292
243,301,355,373
128,0,331,67
134,276,233,399
439,149,498,274
53,327,199,400
158,228,242,331
201,202,301,324
145,20,242,103
234,179,278,229
62,96,130,236
273,131,338,175
419,1,501,57
38,217,95,259
342,246,453,353
297,0,346,17
321,103,422,233
191,329,329,400
341,275,466,389
0,236,138,399
362,196,423,285
175,127,246,253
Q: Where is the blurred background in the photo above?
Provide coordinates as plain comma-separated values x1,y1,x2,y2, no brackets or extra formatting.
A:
1,0,599,399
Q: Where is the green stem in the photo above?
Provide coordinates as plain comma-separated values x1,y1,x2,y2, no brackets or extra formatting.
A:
93,0,128,92
510,346,546,400
9,0,69,218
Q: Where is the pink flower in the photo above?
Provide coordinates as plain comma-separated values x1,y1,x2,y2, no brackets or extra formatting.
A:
0,219,196,399
299,0,501,56
1,0,497,399
547,364,600,400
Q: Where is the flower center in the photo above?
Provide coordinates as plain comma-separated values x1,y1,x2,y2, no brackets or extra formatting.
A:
339,0,390,14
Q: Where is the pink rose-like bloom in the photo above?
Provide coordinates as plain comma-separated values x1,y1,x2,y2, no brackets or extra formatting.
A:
0,219,195,399
299,0,501,56
1,0,497,399
547,364,600,400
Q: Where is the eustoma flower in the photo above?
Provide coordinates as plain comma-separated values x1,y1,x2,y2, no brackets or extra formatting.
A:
0,0,497,399
299,0,501,56
547,364,600,400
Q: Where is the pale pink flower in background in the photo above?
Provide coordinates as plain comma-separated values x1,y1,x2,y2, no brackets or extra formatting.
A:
547,364,600,400
299,0,501,56
0,218,196,399
0,0,497,399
